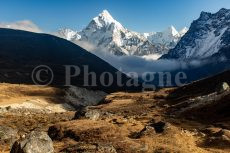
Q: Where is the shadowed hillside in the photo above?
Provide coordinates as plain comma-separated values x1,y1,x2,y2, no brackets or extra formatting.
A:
0,28,141,92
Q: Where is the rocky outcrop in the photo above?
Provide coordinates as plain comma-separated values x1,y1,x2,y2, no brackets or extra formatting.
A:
11,131,54,153
170,82,230,117
65,86,107,108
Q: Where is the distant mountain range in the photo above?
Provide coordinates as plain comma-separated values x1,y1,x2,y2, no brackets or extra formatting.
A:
162,8,230,60
56,10,187,59
0,8,229,88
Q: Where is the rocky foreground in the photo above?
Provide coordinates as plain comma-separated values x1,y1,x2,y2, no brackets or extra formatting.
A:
0,80,229,153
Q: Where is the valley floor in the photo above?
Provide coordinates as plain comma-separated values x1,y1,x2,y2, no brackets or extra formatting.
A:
0,84,229,153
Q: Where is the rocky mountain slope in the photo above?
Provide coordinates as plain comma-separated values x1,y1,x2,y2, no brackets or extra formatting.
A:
161,8,230,60
57,10,187,58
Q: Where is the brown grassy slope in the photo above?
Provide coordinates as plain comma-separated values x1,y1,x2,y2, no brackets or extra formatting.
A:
0,83,64,105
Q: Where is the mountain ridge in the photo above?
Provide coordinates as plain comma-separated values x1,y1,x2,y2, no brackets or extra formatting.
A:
56,10,187,58
161,8,230,60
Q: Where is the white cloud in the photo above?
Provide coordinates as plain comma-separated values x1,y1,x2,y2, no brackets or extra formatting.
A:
73,41,203,74
96,52,185,74
0,20,42,33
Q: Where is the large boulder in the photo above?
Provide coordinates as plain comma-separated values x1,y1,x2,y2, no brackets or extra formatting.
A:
10,131,54,153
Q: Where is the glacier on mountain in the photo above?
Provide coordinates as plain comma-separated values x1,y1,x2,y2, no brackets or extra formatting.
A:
143,26,187,54
56,10,187,58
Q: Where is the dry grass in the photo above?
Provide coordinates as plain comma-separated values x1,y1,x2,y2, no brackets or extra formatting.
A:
0,84,229,152
51,90,230,153
0,83,64,106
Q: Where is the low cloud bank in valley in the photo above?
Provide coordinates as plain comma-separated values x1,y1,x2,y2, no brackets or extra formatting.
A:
0,20,213,76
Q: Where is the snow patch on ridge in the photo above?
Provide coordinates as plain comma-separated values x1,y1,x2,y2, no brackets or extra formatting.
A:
186,27,228,58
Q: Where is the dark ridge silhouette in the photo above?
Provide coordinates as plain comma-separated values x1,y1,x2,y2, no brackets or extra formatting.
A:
0,28,141,92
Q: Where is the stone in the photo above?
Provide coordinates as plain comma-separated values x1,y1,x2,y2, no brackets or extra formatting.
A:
48,125,79,141
48,125,65,140
221,129,230,139
204,129,230,146
0,125,18,147
129,121,170,139
10,131,54,153
0,126,18,141
74,107,101,121
216,82,229,94
74,107,87,119
150,121,166,133
142,125,156,136
203,127,222,136
85,110,101,121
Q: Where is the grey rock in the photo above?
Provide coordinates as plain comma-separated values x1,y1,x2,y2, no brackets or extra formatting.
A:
216,82,229,94
150,121,167,133
74,107,101,121
0,125,18,142
129,121,170,139
11,131,54,153
85,110,101,121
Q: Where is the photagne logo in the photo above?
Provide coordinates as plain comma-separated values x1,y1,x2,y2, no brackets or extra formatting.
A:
31,65,187,90
31,65,54,86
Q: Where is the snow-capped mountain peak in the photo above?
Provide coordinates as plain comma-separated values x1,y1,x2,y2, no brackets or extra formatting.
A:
179,27,188,36
143,26,187,54
73,10,162,56
56,10,186,57
161,8,230,60
97,10,114,23
91,10,124,30
165,26,179,37
56,28,80,40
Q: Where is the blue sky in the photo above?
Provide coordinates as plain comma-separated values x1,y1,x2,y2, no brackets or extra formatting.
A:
0,0,229,32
